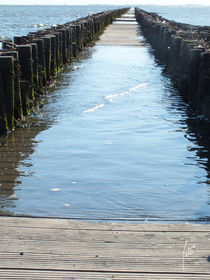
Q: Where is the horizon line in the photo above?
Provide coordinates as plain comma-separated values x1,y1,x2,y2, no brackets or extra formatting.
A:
0,4,210,6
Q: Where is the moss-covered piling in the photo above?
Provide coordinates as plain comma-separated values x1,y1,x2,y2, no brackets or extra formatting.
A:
135,8,210,117
0,56,15,131
0,8,128,134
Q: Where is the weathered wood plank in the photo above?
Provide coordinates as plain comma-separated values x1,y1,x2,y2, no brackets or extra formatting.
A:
0,217,209,275
0,216,209,232
0,226,209,245
0,253,209,273
0,270,209,280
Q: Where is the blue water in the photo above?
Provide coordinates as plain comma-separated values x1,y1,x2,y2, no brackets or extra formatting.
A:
0,5,128,40
0,4,210,41
0,6,210,221
138,5,210,26
0,43,210,221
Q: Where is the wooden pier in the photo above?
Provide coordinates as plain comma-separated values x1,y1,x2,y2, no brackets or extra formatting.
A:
97,9,143,46
0,216,210,279
0,9,210,280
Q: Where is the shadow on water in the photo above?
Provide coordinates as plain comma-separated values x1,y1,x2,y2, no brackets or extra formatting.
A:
0,34,210,221
0,49,94,216
137,25,210,221
164,81,210,189
157,81,210,221
0,123,49,215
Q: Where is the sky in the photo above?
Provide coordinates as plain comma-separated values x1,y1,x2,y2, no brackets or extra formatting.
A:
0,0,209,5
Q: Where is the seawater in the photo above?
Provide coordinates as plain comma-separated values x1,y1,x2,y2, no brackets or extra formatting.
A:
0,5,210,221
1,4,210,40
137,5,210,26
0,5,128,40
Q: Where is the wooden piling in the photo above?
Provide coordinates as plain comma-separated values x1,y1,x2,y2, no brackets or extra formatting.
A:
135,8,210,118
0,73,8,134
16,44,34,102
0,8,129,134
1,51,23,120
59,29,68,65
0,56,15,131
32,39,47,87
49,35,57,77
20,80,30,116
43,36,52,81
197,51,210,115
31,43,39,88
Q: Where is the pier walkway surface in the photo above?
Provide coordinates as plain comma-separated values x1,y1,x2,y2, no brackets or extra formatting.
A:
0,216,210,279
0,9,210,280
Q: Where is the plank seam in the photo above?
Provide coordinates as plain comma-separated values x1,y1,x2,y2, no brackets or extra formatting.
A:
1,226,209,233
0,267,209,275
1,215,210,223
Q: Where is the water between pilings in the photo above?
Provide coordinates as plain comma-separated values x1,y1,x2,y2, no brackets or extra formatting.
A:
1,33,210,222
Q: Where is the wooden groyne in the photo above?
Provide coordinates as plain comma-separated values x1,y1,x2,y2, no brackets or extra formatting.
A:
0,10,210,279
0,8,128,135
135,8,210,118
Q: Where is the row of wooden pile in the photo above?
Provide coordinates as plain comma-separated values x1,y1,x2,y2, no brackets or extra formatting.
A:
135,8,210,118
0,8,128,134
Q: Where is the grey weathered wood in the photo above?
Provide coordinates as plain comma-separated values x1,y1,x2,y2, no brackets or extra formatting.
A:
0,216,209,279
0,216,209,231
0,270,209,280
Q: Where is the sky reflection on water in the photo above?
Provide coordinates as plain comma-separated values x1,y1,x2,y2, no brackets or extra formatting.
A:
0,44,210,221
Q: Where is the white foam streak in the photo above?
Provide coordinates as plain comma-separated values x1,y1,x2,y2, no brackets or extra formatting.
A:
83,83,147,114
83,104,104,114
105,82,148,102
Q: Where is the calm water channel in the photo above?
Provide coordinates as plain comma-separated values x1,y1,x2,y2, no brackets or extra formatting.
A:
0,29,210,221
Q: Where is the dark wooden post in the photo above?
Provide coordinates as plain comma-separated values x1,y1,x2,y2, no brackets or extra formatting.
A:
0,73,8,134
49,35,57,77
43,36,52,81
2,51,23,120
32,39,47,87
31,43,39,88
20,80,30,116
16,44,34,101
0,56,15,131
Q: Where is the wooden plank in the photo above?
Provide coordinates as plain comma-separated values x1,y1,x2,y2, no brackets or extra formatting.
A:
0,270,209,280
0,216,209,232
0,251,209,273
97,23,146,46
0,252,209,273
0,217,209,275
0,225,209,244
97,10,149,47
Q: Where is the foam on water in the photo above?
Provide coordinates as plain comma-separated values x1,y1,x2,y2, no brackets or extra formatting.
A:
105,83,148,102
83,104,104,114
83,83,147,113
